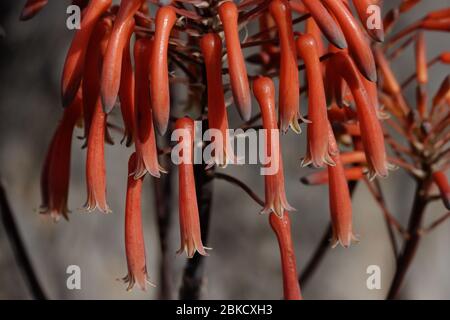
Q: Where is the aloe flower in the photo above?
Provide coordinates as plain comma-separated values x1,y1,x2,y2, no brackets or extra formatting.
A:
123,153,153,291
219,1,252,121
20,0,48,21
353,0,385,42
297,34,334,167
175,117,209,258
433,171,450,210
269,0,301,133
253,77,294,217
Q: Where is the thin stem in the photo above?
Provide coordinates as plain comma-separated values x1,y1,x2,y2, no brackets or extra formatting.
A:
0,182,47,300
387,178,432,299
214,172,264,207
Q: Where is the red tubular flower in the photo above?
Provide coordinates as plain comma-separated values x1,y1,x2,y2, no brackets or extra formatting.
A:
218,1,252,121
415,32,428,118
101,0,142,113
305,18,325,58
269,0,301,134
353,0,385,42
150,5,177,135
322,0,377,82
200,33,231,166
301,167,365,185
83,18,112,214
297,34,334,167
20,0,48,21
118,18,136,147
301,0,347,49
82,18,112,143
331,52,389,179
123,152,152,291
269,212,302,300
327,126,357,248
175,117,209,257
41,91,83,220
61,0,112,108
134,38,164,179
253,77,294,217
432,171,450,210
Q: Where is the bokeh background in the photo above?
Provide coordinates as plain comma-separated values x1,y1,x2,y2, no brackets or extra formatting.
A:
0,0,449,299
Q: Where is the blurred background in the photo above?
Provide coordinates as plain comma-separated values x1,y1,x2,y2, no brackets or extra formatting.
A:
0,0,449,300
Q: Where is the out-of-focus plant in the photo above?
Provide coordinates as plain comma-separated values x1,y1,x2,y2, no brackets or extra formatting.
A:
17,0,449,300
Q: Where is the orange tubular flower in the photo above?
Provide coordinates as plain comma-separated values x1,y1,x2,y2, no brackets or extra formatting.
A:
118,19,136,147
200,33,231,166
432,171,450,210
297,34,334,167
301,0,347,49
61,0,112,108
84,18,112,214
82,18,112,143
305,18,325,58
218,1,252,121
101,0,142,113
322,0,377,82
20,0,48,21
175,117,209,258
331,52,389,179
253,77,294,217
327,127,357,248
415,32,428,117
301,167,365,185
41,91,83,221
150,5,177,135
269,0,301,134
133,38,164,179
353,0,385,42
123,153,152,291
269,212,302,300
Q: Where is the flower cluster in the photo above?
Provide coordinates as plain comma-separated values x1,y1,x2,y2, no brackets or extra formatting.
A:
21,0,449,299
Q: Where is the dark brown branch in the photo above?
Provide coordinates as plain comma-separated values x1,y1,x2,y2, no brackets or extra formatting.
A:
214,172,264,207
0,182,47,300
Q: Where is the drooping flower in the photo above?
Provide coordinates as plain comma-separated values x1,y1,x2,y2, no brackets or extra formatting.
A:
20,0,48,21
83,18,112,214
41,90,83,221
269,212,302,300
253,77,294,217
133,37,165,179
174,117,209,258
322,0,377,82
327,125,357,248
150,5,177,135
123,152,153,291
297,34,334,167
353,0,385,42
200,33,231,167
101,0,143,113
330,52,389,179
61,0,112,107
218,1,252,121
269,0,301,134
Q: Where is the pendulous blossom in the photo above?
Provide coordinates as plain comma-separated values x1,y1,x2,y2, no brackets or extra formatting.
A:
200,33,231,167
175,117,209,258
101,0,143,113
218,1,252,121
123,153,153,291
322,0,377,82
253,77,294,217
269,0,302,134
84,18,112,214
41,91,83,221
133,38,165,179
330,52,389,179
150,5,177,135
327,125,357,248
297,34,334,167
61,0,112,108
269,212,302,300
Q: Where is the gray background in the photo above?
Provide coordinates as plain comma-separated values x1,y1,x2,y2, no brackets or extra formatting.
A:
0,0,449,299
